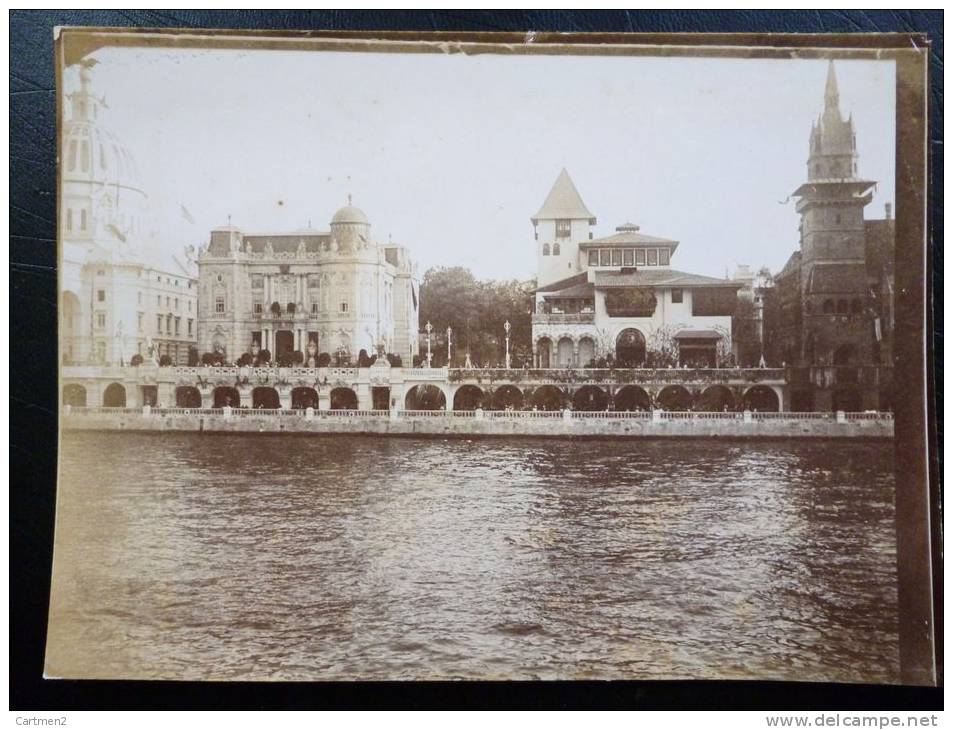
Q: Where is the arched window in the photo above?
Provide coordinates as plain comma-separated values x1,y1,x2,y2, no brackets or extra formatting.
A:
822,300,835,314
552,242,561,256
850,299,863,314
80,141,90,172
836,300,848,314
542,243,550,256
66,209,73,231
287,302,296,314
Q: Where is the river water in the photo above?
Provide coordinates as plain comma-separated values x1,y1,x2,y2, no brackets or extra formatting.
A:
46,432,899,682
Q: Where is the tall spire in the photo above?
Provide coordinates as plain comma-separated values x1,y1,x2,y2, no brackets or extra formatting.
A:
531,168,596,224
824,61,841,119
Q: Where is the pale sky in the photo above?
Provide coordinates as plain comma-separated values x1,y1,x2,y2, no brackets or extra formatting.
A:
65,45,896,281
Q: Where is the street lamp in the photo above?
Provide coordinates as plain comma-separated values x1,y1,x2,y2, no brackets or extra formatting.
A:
504,320,511,369
447,326,453,365
425,321,433,368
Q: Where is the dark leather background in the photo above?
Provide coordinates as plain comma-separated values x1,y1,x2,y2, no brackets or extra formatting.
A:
10,10,943,710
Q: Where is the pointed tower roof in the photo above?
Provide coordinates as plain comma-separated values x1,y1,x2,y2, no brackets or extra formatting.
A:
531,168,596,224
824,60,840,113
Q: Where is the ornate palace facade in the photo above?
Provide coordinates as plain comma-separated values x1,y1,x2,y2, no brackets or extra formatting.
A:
60,61,197,366
531,169,740,369
196,202,420,365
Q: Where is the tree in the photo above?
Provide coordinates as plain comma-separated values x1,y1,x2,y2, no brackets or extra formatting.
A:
187,347,199,367
386,353,402,367
256,349,272,366
317,352,332,367
292,350,304,365
418,266,536,366
130,354,144,366
159,354,173,367
237,352,253,367
357,349,372,367
270,301,281,315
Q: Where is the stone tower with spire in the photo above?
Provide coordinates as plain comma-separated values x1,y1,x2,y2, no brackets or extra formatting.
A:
532,168,596,287
791,61,877,369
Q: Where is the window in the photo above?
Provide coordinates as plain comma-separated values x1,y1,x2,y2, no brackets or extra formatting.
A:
167,315,173,334
174,298,179,311
542,243,550,256
287,302,296,314
556,220,571,238
253,298,263,314
311,301,319,314
96,341,106,361
307,276,318,289
623,249,633,266
552,242,561,256
659,249,670,266
588,250,599,266
66,209,73,231
635,249,646,266
137,312,143,331
215,296,225,313
188,300,192,312
138,292,142,305
188,319,193,336
97,289,105,302
96,312,106,329
671,288,683,304
216,274,223,283
156,314,163,332
80,141,90,172
252,275,264,289
340,302,349,313
80,209,87,231
611,249,622,266
67,140,77,171
174,317,180,336
157,295,161,307
166,296,170,308
647,249,658,266
599,249,611,266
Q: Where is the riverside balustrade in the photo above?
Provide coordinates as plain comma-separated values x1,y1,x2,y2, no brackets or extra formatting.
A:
62,406,893,422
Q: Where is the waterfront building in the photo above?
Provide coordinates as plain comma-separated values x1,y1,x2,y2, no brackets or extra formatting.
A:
531,169,741,368
196,201,420,365
60,61,197,365
773,62,895,410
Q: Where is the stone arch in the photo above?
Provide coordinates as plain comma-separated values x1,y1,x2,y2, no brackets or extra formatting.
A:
213,385,239,408
252,387,280,409
615,328,647,366
556,336,574,367
489,385,524,410
743,385,780,412
102,382,127,407
614,385,651,412
578,336,596,367
175,386,201,408
572,385,609,411
657,384,692,411
531,385,566,411
291,386,319,409
330,387,358,410
536,337,553,368
453,384,484,411
405,384,446,411
62,383,87,407
696,385,735,412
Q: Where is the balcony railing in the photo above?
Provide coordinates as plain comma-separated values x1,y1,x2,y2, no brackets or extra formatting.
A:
447,367,786,385
531,312,596,325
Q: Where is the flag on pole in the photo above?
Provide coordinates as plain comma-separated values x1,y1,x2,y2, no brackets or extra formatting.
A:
180,204,196,224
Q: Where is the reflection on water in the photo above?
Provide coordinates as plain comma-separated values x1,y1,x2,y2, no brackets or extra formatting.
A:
46,432,898,682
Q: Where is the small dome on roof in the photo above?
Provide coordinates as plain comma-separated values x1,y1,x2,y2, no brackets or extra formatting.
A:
331,203,369,225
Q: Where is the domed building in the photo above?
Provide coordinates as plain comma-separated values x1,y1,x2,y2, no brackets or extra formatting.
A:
60,60,197,367
196,197,420,365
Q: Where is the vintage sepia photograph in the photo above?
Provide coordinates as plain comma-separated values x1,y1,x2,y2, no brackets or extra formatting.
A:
43,28,934,686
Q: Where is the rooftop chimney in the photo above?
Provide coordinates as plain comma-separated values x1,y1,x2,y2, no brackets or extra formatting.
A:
885,202,893,220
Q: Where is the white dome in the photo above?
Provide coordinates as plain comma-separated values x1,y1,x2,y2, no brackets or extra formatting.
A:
331,205,369,225
62,119,142,192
